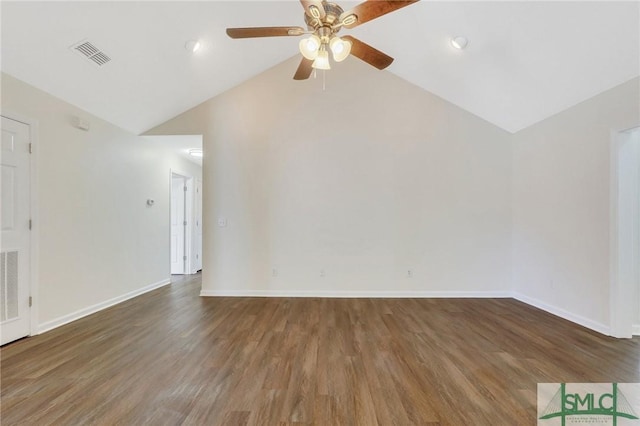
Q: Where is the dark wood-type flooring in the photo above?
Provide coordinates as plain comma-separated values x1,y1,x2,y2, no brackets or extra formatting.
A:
2,274,639,425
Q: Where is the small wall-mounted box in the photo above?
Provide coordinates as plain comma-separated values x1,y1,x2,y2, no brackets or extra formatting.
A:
72,116,90,131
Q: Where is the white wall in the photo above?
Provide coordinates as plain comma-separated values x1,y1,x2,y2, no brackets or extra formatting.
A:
148,57,513,297
3,59,636,336
1,73,202,331
512,77,640,333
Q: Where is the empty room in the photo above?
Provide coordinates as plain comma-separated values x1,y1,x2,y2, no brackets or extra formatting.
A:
1,1,639,424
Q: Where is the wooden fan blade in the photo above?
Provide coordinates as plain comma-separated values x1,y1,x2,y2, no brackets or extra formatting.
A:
341,36,394,70
300,0,326,19
294,57,314,80
339,0,419,29
226,26,305,39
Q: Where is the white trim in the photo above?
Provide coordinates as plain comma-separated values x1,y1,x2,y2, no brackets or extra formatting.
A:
0,112,39,337
513,292,610,336
199,289,610,336
37,278,171,334
200,289,512,298
193,178,203,273
609,126,640,338
609,128,621,336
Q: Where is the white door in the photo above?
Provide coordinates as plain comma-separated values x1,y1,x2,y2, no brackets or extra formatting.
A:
171,175,186,274
194,179,202,272
1,116,31,345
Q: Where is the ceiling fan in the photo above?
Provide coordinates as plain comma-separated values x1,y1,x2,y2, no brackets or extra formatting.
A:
226,0,419,80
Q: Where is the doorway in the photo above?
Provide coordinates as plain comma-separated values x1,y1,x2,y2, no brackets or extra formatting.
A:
170,170,202,275
1,115,33,345
194,178,203,273
171,172,188,275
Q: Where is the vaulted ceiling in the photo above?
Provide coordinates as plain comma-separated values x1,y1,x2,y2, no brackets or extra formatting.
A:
1,1,638,135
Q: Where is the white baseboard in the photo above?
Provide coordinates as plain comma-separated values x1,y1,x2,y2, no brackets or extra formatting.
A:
38,277,171,334
200,289,512,298
202,290,613,337
36,280,616,338
633,325,640,336
513,292,610,336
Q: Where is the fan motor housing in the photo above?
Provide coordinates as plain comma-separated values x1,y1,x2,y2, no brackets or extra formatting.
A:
304,2,344,29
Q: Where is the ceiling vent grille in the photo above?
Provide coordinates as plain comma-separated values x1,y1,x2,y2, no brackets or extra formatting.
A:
70,40,111,66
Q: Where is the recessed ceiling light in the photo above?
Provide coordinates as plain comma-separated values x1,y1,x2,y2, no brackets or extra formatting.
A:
185,40,202,53
451,36,468,50
189,149,203,158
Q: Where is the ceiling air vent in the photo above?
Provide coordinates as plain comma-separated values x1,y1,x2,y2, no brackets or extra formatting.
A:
70,40,111,66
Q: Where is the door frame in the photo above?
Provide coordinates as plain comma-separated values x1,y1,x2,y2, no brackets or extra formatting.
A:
609,125,640,338
194,178,203,272
170,169,195,274
1,111,39,337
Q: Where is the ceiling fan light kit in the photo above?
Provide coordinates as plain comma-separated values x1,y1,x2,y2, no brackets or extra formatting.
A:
298,34,350,66
299,35,321,59
226,0,419,80
329,36,351,62
313,48,331,70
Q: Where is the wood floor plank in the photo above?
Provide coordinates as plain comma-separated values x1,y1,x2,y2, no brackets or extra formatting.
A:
2,274,639,425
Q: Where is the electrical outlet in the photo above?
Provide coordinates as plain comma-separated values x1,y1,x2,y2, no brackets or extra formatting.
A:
320,269,325,277
407,270,413,278
218,218,227,227
272,268,278,277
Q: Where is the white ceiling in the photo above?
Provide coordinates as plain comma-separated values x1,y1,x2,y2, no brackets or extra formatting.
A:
145,135,203,166
1,1,638,135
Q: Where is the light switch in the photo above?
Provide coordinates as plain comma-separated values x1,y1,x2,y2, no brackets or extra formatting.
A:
218,218,227,227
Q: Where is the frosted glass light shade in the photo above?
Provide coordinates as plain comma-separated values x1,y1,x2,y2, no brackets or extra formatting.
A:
299,35,321,60
312,49,331,70
330,37,351,62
